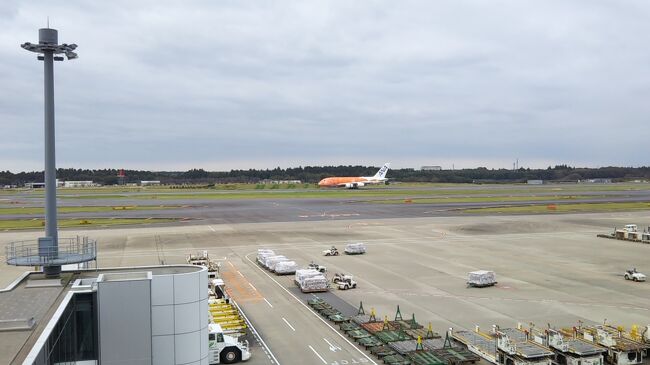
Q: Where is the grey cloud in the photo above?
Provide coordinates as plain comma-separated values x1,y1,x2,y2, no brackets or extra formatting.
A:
2,1,650,172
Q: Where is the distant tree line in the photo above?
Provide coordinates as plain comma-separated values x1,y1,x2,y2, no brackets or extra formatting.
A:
1,165,649,186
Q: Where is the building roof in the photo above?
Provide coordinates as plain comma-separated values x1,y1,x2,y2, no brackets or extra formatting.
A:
0,265,204,364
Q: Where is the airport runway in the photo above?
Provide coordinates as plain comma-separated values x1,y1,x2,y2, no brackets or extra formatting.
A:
2,187,650,225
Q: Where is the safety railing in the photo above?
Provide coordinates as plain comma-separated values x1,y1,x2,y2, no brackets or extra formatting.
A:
5,236,97,266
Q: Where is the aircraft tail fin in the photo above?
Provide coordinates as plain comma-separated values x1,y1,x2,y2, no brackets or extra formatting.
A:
373,163,390,179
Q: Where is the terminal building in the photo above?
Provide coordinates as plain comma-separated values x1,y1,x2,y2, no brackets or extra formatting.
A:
1,265,209,365
421,166,442,171
62,181,97,188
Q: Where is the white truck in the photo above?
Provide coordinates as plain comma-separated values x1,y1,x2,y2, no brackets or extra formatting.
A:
624,268,646,282
208,323,251,364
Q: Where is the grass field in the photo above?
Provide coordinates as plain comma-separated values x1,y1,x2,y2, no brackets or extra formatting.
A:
3,182,649,199
66,191,641,202
0,217,179,231
369,194,614,204
0,205,180,215
462,202,650,214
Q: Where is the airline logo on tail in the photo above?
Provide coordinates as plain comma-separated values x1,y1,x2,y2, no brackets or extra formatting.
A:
374,163,390,179
318,163,391,189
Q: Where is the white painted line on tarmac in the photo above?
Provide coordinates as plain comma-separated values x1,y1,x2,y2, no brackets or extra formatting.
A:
282,317,296,331
245,252,378,364
208,225,216,232
323,338,341,352
309,345,327,364
249,283,257,291
264,298,274,308
227,261,234,268
237,270,245,277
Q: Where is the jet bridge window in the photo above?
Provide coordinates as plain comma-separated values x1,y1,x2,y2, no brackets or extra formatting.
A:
217,333,224,342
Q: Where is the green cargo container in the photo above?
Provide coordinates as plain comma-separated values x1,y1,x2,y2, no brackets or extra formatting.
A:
371,345,397,358
430,348,479,364
340,322,360,332
307,298,325,306
391,320,423,330
383,353,411,365
311,303,333,312
328,314,349,323
407,351,446,365
347,329,372,340
358,336,384,349
319,308,340,317
376,330,409,343
405,328,440,340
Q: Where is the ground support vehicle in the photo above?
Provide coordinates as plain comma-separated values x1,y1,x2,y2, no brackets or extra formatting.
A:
307,261,327,273
624,269,646,282
187,250,220,279
333,273,357,290
208,323,251,364
323,246,340,256
575,325,648,365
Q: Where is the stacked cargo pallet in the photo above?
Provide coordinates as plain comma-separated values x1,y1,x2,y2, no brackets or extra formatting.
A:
256,248,298,275
274,260,298,275
467,270,497,287
344,242,367,255
310,298,480,365
208,298,247,335
295,269,329,292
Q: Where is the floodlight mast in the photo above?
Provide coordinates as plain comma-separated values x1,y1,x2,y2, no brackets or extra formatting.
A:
21,28,78,277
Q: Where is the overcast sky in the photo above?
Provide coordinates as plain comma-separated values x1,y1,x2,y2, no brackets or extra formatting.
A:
1,1,649,172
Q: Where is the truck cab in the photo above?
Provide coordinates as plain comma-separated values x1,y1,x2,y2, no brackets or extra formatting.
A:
307,261,327,273
208,323,251,364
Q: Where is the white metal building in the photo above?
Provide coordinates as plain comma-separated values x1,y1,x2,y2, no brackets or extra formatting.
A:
63,181,96,188
421,166,442,171
23,265,209,365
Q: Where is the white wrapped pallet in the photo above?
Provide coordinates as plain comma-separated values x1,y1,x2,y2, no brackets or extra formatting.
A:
257,249,275,264
260,254,279,266
274,261,298,275
262,255,286,270
299,274,329,292
257,248,274,256
467,270,497,287
344,242,366,255
294,269,321,284
267,256,290,271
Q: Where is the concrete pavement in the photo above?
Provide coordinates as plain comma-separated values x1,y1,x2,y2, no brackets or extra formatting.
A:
223,252,376,365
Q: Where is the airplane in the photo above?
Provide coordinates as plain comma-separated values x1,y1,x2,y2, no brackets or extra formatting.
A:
318,163,390,189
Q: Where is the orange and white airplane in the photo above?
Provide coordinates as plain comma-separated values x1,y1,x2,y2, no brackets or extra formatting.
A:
318,163,390,189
